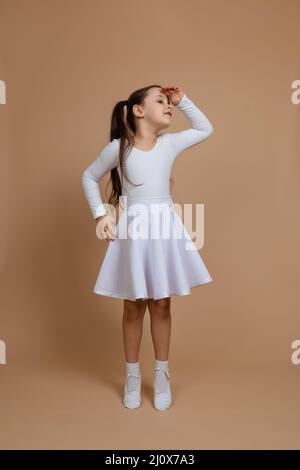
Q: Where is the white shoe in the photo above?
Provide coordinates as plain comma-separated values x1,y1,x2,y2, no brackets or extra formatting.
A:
153,367,172,411
123,373,141,409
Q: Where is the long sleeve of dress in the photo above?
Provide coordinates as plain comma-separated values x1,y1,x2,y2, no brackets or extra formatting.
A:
165,93,214,157
81,138,120,219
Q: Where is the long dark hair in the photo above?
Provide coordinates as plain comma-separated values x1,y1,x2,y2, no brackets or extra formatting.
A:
104,84,174,211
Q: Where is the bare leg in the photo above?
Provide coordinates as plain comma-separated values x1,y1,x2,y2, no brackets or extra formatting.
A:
147,297,171,360
122,299,147,363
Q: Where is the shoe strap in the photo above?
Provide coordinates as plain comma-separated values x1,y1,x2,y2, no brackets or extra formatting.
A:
126,372,141,379
153,367,169,379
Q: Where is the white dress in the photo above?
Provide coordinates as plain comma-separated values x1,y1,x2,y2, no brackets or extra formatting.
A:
81,93,214,301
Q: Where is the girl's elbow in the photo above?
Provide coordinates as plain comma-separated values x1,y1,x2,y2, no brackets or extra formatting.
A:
199,124,214,142
207,123,214,136
81,170,89,184
81,169,98,184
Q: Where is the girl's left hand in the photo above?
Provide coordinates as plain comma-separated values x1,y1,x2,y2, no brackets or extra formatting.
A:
95,214,116,241
160,86,184,106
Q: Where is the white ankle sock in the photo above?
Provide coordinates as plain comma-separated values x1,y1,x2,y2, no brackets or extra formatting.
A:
154,359,169,393
125,361,141,392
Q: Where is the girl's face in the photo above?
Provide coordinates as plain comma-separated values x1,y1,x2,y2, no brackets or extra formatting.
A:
134,87,173,130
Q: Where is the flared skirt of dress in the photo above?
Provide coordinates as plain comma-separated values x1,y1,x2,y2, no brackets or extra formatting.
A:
93,194,213,301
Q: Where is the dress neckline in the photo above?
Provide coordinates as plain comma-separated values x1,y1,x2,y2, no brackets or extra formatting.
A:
132,135,160,153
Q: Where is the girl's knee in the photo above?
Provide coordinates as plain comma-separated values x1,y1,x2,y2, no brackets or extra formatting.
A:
148,297,171,317
124,299,147,319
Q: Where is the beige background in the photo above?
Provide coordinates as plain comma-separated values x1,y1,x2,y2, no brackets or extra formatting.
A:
1,0,300,449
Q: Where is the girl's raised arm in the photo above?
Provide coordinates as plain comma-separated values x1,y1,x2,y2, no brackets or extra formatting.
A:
81,139,119,219
165,94,214,157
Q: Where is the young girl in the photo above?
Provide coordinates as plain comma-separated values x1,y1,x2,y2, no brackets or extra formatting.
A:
81,85,214,411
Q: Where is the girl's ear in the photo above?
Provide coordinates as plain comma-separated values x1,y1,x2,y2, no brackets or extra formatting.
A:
133,104,144,117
